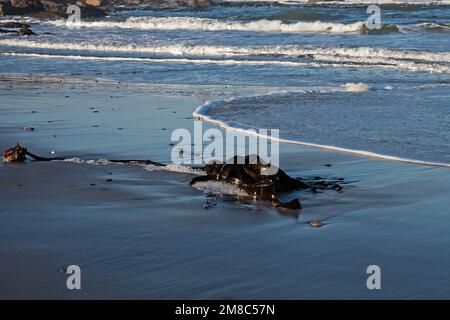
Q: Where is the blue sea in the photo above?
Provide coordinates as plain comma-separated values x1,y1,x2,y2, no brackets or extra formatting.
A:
1,0,449,165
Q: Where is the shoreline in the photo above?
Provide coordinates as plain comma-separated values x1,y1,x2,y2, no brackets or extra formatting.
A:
194,93,450,169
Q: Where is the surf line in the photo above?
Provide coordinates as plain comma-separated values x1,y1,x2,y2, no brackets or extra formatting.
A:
193,94,450,169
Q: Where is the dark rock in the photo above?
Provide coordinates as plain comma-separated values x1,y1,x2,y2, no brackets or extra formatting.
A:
76,0,109,7
109,0,213,9
0,0,50,17
190,155,303,209
0,27,17,33
80,4,107,17
11,0,44,13
2,21,30,28
0,1,13,15
18,25,35,35
185,0,212,9
0,0,108,18
3,143,27,163
40,0,66,17
0,20,36,34
309,220,323,228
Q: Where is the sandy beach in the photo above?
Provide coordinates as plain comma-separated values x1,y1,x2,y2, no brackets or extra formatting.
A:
1,78,450,299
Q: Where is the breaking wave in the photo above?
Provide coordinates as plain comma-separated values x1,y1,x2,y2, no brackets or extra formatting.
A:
4,51,449,74
193,89,450,168
1,39,448,62
44,16,450,35
47,16,367,34
1,40,449,74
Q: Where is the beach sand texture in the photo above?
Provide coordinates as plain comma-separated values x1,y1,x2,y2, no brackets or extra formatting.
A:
1,80,450,299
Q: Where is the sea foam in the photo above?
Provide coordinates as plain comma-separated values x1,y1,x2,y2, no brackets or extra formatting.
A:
193,88,450,168
46,16,367,34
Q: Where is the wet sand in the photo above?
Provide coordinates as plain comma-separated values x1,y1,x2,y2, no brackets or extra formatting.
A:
1,79,450,299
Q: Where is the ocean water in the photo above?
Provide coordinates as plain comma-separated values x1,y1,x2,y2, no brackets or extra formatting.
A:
1,1,449,165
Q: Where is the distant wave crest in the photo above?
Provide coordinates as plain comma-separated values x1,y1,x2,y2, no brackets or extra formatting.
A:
46,16,368,34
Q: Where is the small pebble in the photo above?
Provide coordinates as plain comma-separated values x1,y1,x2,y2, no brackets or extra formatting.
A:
309,220,323,228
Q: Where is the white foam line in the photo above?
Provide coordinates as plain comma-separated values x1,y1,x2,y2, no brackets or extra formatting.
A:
2,52,448,74
193,92,450,168
46,17,367,34
1,39,449,64
148,164,204,175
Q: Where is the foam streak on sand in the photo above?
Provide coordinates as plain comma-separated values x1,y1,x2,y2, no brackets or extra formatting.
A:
193,90,450,168
191,180,249,197
60,158,203,175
